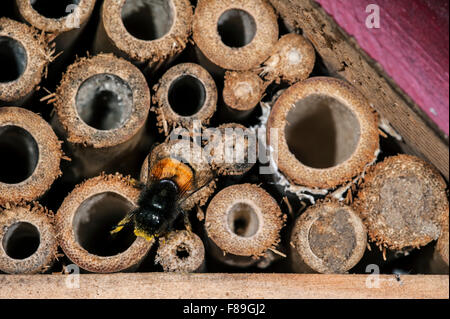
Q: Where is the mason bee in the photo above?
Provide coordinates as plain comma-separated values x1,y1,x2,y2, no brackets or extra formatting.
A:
111,153,214,242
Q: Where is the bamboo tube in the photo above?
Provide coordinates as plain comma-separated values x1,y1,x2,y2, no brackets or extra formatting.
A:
0,18,50,106
204,123,256,177
55,174,154,273
354,155,449,252
93,0,193,72
432,226,449,274
15,0,96,71
52,53,150,182
205,184,285,267
267,77,379,189
290,201,367,274
0,203,57,274
140,140,216,211
155,230,205,272
0,107,62,206
222,71,266,121
193,0,278,75
261,33,316,84
152,63,217,135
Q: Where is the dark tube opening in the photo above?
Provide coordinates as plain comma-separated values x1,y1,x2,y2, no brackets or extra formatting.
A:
285,94,361,169
227,202,259,238
0,125,39,184
0,36,27,83
121,0,174,41
31,0,81,19
168,75,206,116
76,74,133,131
73,192,136,257
176,244,190,259
2,222,40,260
217,9,257,48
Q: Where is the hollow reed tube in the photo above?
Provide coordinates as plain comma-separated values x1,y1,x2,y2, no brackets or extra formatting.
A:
0,18,50,106
0,203,58,274
52,53,150,182
0,107,62,206
55,174,154,273
205,183,285,268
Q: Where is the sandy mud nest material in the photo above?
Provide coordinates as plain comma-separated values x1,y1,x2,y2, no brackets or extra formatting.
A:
0,107,62,206
55,174,154,273
100,0,193,65
204,123,256,176
205,184,286,257
0,18,49,103
16,0,96,34
267,76,379,189
153,63,217,134
193,0,278,71
140,140,216,211
354,154,449,251
155,230,205,272
223,71,265,112
0,203,57,274
262,33,316,84
54,53,150,148
291,201,367,274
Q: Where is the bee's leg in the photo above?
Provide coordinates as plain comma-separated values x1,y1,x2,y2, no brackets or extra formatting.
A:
180,208,192,233
110,212,134,235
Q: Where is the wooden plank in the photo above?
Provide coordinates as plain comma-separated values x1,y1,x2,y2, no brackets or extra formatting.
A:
270,0,449,180
0,273,447,299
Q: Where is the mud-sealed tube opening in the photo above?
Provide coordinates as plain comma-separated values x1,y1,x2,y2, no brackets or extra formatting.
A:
0,36,27,83
121,0,175,41
285,94,361,169
73,192,136,257
75,73,134,131
217,9,256,48
30,0,81,19
2,222,40,260
168,75,206,116
0,125,39,184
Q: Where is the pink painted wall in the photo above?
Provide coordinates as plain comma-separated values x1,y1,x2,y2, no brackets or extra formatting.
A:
316,0,449,136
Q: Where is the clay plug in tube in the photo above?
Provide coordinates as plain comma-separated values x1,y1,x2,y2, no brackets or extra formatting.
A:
267,77,380,190
0,107,62,207
94,0,193,73
0,203,58,274
0,18,50,106
261,33,316,85
55,174,154,273
193,0,278,77
205,184,286,268
222,71,266,122
52,53,150,182
155,230,206,273
290,200,367,274
354,154,449,252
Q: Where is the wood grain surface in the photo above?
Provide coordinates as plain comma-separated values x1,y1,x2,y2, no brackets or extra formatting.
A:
0,273,448,299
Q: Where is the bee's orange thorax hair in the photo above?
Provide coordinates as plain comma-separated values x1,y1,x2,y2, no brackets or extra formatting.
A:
150,158,194,195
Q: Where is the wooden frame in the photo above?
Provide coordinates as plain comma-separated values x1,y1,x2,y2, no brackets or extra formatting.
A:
0,0,448,299
0,274,448,299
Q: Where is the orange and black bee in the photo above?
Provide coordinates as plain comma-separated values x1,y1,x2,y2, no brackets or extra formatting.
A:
111,155,213,242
